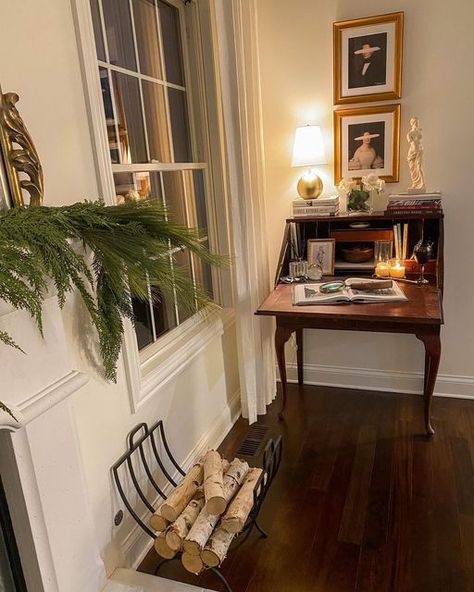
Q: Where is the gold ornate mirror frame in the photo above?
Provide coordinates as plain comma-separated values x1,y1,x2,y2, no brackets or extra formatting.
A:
0,87,44,207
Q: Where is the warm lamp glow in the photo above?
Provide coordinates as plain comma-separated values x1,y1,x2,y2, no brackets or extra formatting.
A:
292,125,327,167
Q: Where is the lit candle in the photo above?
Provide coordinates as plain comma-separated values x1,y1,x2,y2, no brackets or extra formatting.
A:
389,259,405,279
375,262,390,277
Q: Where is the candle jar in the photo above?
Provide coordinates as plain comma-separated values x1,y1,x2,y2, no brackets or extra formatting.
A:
374,240,392,277
375,261,391,277
389,258,406,279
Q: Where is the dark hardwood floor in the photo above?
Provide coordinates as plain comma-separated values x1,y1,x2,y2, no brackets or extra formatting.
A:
139,384,474,591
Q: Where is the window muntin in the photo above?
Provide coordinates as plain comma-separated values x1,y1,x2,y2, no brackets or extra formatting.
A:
91,0,214,350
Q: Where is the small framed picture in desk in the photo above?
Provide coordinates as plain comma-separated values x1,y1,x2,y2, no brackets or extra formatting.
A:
307,239,336,275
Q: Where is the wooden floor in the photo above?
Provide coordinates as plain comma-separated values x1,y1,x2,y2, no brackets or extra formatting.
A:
140,384,474,592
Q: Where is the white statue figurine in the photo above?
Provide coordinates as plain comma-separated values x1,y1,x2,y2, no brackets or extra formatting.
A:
407,117,426,192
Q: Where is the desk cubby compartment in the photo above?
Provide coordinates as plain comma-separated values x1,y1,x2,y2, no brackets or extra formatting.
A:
277,212,443,289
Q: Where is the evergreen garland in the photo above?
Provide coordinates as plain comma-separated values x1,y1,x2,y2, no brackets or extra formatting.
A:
0,201,224,416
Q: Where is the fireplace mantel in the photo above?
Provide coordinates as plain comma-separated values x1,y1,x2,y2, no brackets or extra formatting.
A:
0,291,88,430
0,292,109,592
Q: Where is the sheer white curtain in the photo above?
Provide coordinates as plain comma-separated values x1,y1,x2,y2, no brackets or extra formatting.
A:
215,0,276,423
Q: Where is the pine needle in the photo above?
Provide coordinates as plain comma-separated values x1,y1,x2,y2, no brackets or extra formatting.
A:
0,201,226,391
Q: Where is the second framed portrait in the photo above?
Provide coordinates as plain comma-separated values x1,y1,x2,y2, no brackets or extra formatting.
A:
334,104,400,184
333,12,404,105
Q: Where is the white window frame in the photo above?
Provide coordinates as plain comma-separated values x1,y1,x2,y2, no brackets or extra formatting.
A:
72,0,235,411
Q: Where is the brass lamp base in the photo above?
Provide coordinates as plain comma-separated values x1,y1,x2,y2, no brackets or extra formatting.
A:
297,170,323,199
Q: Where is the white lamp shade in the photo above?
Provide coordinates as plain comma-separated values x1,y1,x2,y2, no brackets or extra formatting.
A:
291,125,327,167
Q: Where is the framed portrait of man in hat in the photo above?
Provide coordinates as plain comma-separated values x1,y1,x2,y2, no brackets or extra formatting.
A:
334,104,400,183
334,12,404,104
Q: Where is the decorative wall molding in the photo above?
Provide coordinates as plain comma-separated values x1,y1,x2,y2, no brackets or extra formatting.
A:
284,362,474,399
121,388,241,569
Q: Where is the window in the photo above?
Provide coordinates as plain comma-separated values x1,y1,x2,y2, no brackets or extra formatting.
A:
90,0,215,350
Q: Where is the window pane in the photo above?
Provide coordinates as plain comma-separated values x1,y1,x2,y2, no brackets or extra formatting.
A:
149,172,163,205
132,297,154,349
173,248,195,323
90,0,106,61
102,0,137,71
158,1,184,86
99,68,120,164
183,169,207,231
162,171,186,225
168,88,191,162
133,0,163,79
142,81,172,162
151,286,177,338
112,72,147,163
114,172,151,203
192,241,213,300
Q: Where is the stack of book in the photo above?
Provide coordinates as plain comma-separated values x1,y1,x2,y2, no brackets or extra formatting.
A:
292,195,339,218
386,192,442,215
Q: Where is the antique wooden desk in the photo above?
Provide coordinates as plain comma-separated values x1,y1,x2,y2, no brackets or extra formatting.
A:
256,212,444,435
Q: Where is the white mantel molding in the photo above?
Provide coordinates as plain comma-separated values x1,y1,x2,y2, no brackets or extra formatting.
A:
0,371,89,431
0,291,89,431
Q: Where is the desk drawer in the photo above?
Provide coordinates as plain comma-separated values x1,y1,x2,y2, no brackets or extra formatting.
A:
330,229,394,242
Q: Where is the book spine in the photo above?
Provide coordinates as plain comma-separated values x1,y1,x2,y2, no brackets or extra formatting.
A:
292,207,339,214
293,198,338,206
385,210,441,216
388,193,442,201
387,200,442,208
293,211,339,217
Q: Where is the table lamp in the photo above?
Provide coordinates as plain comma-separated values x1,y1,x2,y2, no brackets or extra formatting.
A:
292,125,327,199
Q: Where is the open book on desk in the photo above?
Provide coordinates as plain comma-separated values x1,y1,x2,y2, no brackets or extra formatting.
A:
292,278,408,306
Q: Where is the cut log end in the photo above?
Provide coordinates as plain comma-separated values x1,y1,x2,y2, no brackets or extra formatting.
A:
165,530,182,551
205,495,227,515
154,534,176,559
149,511,169,532
182,538,202,556
181,552,204,574
219,517,241,533
201,548,220,568
201,526,235,567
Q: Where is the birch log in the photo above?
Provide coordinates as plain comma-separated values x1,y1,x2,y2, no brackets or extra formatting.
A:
160,460,204,521
221,468,263,533
154,531,177,559
201,525,235,567
203,450,226,514
181,552,204,574
149,507,169,532
165,489,205,551
183,458,249,555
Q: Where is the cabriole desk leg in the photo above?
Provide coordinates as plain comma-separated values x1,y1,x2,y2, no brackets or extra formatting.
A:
416,331,441,436
275,324,293,419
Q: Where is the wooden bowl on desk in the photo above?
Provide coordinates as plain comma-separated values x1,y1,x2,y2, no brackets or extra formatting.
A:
340,245,374,263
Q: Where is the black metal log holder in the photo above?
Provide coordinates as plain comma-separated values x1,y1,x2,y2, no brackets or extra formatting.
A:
112,420,283,592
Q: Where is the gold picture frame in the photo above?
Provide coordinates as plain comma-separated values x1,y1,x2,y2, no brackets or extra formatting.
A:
0,87,44,207
333,12,404,105
334,103,400,185
307,239,335,276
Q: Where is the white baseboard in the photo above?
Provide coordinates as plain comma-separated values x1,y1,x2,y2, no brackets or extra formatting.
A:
123,390,242,570
283,363,474,400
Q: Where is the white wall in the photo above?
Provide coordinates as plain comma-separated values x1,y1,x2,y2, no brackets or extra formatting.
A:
257,0,474,393
0,0,240,578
